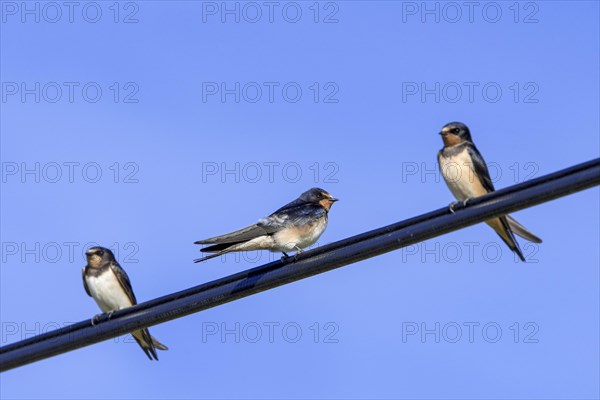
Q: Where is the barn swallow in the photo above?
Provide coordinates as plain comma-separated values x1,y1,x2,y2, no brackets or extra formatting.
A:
437,122,542,261
82,246,168,360
194,187,338,263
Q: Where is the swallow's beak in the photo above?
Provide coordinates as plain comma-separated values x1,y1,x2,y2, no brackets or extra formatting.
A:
439,131,447,136
330,198,339,202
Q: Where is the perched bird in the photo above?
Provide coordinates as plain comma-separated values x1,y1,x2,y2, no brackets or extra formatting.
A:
82,246,168,360
194,187,338,263
437,122,542,261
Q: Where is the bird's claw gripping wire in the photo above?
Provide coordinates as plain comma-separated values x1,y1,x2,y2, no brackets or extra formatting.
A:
449,199,471,214
293,247,304,261
281,247,303,262
91,311,116,326
90,314,101,326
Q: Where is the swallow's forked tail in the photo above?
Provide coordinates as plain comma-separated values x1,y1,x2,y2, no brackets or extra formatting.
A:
194,240,250,263
133,329,168,361
193,250,231,263
151,335,168,351
505,215,542,243
487,217,526,262
486,213,542,263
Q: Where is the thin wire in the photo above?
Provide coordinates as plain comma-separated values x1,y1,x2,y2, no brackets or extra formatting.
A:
1,158,599,372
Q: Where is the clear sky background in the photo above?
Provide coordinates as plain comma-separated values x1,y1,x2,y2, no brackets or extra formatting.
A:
1,1,599,399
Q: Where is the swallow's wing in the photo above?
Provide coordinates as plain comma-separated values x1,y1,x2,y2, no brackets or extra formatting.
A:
195,199,312,245
196,202,324,246
195,223,277,245
82,267,91,297
467,143,495,193
195,203,326,261
109,261,137,305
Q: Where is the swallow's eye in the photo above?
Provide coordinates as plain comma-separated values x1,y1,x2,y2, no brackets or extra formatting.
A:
453,128,460,134
97,249,104,256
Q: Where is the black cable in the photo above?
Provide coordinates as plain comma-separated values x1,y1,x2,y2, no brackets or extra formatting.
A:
1,158,599,372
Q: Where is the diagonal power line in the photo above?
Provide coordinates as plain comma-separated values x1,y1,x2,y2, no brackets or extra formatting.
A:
1,158,599,372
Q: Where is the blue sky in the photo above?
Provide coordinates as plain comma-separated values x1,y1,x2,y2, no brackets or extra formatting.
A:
1,1,599,399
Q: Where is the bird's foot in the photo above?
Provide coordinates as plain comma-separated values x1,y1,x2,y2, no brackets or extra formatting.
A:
449,199,471,214
281,249,303,262
448,201,460,214
91,314,102,326
292,248,304,261
106,310,115,320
